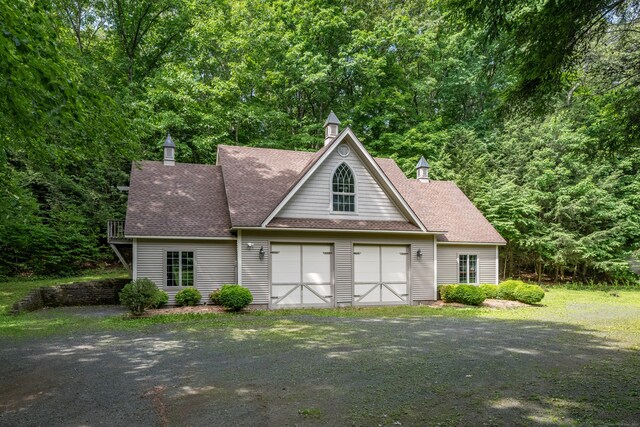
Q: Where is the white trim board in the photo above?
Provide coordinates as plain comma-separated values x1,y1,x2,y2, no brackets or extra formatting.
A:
126,235,236,240
437,241,506,246
260,128,427,232
234,226,442,236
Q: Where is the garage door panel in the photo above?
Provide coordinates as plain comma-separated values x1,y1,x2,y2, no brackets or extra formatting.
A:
354,245,409,305
354,284,379,303
382,284,406,302
353,245,380,283
302,245,331,284
271,244,333,308
302,286,329,304
271,244,301,284
381,246,407,283
272,284,301,305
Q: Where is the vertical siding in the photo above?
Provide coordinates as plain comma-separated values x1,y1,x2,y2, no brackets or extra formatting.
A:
241,230,436,306
335,241,352,304
278,142,406,221
437,244,499,285
241,237,270,304
136,239,236,304
411,238,435,301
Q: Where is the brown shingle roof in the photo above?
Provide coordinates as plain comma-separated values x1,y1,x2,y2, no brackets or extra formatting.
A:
126,145,505,243
376,158,506,243
124,161,232,238
217,145,317,227
267,218,421,232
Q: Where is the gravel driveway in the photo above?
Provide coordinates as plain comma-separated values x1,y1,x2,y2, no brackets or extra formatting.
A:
1,307,638,426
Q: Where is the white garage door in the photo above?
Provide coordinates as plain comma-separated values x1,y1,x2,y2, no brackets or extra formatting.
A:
271,243,333,308
353,245,409,305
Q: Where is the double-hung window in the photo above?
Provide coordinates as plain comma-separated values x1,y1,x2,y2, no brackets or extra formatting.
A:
458,254,478,284
166,250,194,287
332,163,355,212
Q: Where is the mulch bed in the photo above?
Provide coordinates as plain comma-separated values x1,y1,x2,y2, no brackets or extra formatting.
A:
143,305,228,316
425,299,529,309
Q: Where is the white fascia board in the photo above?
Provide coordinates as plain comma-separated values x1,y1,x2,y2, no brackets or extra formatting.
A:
260,130,350,227
260,127,427,232
342,128,427,232
126,235,236,240
437,241,507,246
234,226,441,236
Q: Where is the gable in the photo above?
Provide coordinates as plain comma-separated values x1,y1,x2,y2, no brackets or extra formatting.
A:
277,140,408,222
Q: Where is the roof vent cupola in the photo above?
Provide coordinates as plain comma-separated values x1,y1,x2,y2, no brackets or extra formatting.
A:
323,111,340,146
163,133,175,166
416,156,430,183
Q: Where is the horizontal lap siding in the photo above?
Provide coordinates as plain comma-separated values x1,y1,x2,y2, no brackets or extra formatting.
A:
241,230,436,305
135,239,237,304
437,244,498,285
278,143,406,221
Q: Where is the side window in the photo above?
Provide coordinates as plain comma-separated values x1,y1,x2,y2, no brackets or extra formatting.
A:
458,254,477,284
332,163,355,212
166,250,195,286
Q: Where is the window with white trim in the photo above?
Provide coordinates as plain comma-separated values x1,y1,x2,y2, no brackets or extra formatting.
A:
458,254,478,284
332,163,355,212
166,251,194,286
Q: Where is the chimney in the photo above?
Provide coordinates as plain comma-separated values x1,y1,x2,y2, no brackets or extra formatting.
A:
163,133,175,166
416,156,430,182
323,111,340,146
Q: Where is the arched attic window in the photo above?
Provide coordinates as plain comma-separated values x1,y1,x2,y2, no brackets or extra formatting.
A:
332,163,355,212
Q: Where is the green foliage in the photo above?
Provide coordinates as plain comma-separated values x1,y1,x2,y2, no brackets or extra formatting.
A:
119,278,163,315
513,284,545,305
175,288,202,306
439,284,486,306
153,291,169,308
217,284,253,312
479,284,498,299
497,280,528,301
209,289,222,305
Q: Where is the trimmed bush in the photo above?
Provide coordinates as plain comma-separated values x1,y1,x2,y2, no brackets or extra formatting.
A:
175,287,202,306
497,280,527,300
152,291,169,308
439,284,485,306
119,278,162,315
438,284,455,301
479,284,498,299
209,289,222,305
513,284,545,304
218,284,253,311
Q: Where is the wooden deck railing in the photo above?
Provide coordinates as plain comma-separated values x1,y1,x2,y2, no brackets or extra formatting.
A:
107,220,131,243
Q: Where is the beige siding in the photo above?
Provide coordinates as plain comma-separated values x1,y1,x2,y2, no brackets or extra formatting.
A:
437,244,498,285
135,239,237,304
278,142,406,221
241,230,436,306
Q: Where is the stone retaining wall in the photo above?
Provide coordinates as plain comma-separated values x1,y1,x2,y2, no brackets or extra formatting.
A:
11,278,130,315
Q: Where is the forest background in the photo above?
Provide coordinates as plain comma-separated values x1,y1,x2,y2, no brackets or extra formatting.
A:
1,0,639,282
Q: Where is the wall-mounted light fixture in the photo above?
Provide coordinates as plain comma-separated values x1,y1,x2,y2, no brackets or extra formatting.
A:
259,246,265,259
247,242,254,249
416,249,422,258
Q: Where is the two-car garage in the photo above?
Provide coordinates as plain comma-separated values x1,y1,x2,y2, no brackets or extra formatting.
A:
270,243,409,308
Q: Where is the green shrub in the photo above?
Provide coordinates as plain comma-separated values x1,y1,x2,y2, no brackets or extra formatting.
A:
439,284,485,306
152,291,169,308
175,287,202,306
497,280,527,300
513,284,545,304
218,284,253,311
209,289,222,305
452,284,486,306
479,284,498,299
438,284,456,301
119,278,162,315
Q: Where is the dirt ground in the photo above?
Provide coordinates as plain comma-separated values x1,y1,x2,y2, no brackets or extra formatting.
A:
1,304,638,426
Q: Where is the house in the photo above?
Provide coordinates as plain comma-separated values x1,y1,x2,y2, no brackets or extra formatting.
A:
110,113,506,307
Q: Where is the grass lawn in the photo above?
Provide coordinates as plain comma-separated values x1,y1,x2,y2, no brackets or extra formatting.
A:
0,268,128,315
0,278,638,425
